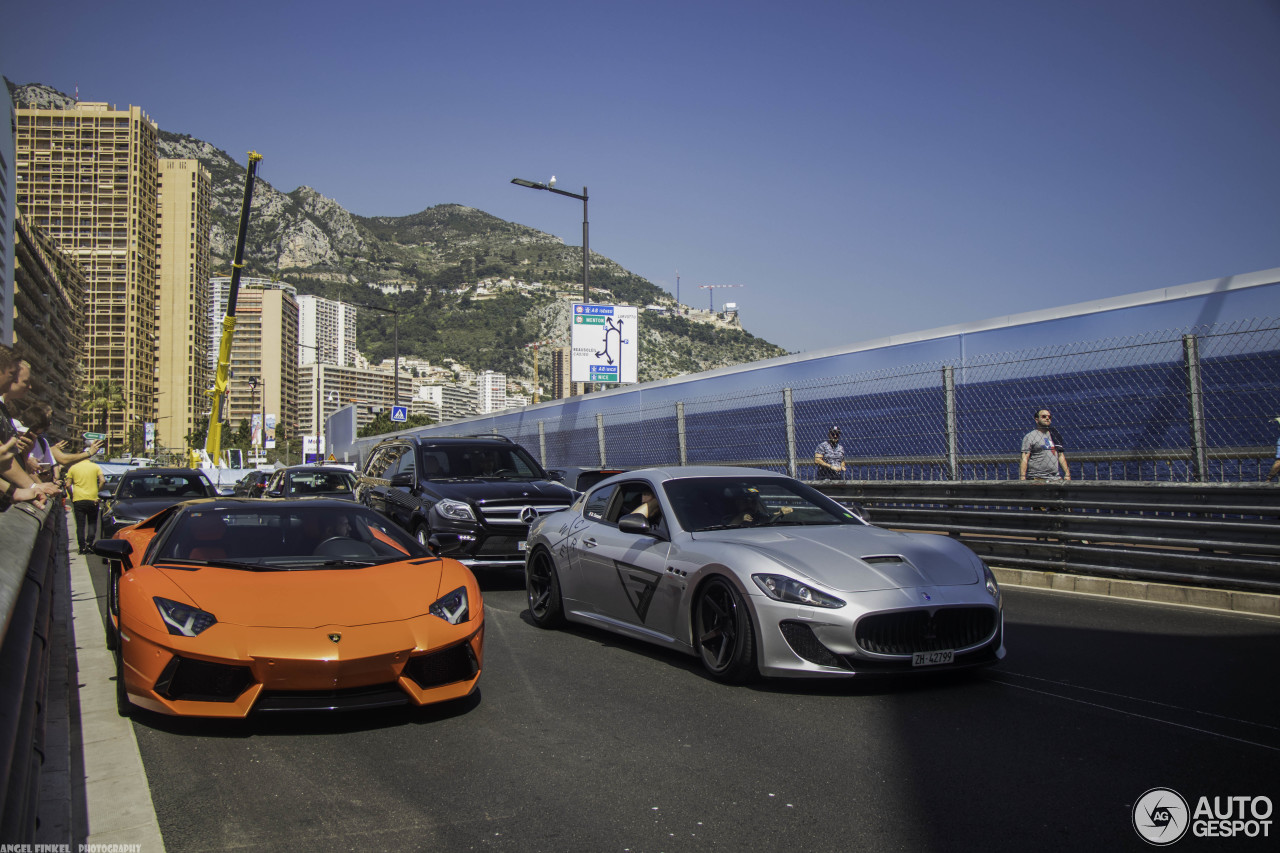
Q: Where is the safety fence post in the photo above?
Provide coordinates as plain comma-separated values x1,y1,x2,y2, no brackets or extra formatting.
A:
1183,334,1208,482
676,402,687,466
943,366,959,481
783,388,797,478
596,412,607,467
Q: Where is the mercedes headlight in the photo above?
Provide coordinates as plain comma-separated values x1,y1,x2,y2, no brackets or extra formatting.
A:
154,597,218,636
430,587,470,624
435,499,475,522
752,574,845,608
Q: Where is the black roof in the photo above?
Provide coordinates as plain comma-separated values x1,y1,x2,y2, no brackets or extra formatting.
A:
119,467,209,478
376,435,518,448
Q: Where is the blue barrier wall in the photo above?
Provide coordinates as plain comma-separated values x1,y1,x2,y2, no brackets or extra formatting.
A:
343,268,1280,482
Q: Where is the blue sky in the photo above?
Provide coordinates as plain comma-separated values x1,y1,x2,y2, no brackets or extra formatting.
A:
5,0,1278,354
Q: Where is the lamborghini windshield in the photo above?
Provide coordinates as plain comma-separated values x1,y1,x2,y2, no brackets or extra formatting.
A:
152,504,428,568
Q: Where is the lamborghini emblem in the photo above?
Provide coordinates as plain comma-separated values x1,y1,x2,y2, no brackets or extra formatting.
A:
327,633,342,643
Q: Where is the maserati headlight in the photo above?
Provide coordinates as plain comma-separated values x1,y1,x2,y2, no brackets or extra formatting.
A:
752,574,845,608
435,499,476,522
981,563,1002,604
430,586,469,624
154,597,218,636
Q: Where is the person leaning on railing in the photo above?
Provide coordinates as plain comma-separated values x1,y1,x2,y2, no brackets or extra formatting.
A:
0,345,60,509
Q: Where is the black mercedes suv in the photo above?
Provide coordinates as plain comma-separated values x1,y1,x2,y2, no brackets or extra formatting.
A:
355,435,575,569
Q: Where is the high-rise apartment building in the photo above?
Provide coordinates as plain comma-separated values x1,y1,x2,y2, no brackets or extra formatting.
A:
156,159,212,451
477,370,507,414
297,294,357,367
1,94,15,345
14,102,160,447
208,278,298,449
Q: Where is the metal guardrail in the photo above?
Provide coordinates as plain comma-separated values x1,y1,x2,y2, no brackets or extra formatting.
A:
815,480,1280,594
0,500,60,842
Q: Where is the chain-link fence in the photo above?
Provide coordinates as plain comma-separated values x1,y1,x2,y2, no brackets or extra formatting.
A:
378,317,1280,482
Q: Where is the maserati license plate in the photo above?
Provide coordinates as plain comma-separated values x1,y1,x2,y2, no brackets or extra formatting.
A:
912,649,954,667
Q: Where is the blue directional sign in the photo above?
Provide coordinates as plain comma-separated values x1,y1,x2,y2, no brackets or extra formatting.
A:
390,405,408,422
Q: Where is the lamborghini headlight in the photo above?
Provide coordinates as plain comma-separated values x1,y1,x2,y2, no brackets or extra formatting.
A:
752,574,845,608
154,597,218,636
435,499,476,522
430,586,470,624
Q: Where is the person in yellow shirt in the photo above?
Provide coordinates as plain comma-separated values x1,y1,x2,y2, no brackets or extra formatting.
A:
65,457,105,553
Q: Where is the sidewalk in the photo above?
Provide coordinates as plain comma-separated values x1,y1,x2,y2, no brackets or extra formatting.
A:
62,512,165,850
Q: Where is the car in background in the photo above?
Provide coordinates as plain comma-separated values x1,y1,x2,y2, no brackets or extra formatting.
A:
96,467,219,541
545,466,628,493
356,435,575,569
92,498,483,717
101,472,124,497
232,470,272,498
524,466,1004,682
263,465,358,500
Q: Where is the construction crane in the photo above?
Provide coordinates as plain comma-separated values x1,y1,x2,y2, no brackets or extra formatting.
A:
698,283,744,312
525,339,554,403
193,151,262,468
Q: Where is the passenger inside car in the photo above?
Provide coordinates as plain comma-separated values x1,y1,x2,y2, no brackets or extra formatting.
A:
182,513,227,561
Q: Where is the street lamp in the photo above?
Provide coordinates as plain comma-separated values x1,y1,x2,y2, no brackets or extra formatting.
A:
246,376,261,460
510,178,589,306
298,343,322,463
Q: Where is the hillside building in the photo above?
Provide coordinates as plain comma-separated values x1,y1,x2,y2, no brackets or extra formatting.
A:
14,102,160,447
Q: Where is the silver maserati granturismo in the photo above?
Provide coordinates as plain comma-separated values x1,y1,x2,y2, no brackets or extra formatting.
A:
524,467,1004,682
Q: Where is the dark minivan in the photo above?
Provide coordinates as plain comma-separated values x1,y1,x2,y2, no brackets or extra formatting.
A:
356,435,574,569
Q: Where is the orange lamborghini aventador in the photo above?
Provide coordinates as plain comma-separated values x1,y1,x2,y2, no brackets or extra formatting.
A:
91,498,484,717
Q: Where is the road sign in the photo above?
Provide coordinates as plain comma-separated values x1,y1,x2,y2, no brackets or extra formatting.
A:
83,432,107,441
391,405,408,422
570,303,638,384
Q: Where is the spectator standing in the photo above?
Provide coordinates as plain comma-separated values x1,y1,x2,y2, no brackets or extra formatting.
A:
1020,408,1071,481
66,456,105,553
814,426,847,480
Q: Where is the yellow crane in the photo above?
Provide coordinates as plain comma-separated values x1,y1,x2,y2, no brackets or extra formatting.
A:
525,339,554,403
192,151,262,468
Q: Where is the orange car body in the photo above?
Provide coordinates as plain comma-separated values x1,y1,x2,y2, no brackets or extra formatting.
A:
108,502,483,718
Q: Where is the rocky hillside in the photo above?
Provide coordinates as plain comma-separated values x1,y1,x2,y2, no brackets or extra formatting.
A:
9,81,788,383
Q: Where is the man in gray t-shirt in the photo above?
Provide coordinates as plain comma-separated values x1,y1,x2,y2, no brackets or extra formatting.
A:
1020,408,1071,481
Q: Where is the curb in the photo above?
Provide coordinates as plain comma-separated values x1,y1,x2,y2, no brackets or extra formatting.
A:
992,566,1280,618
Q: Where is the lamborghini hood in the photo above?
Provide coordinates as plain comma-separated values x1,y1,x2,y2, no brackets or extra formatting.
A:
157,560,445,628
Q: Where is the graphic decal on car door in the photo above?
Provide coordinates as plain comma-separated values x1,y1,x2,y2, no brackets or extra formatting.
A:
615,562,663,622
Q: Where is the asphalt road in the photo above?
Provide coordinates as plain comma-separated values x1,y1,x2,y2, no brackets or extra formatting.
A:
94,565,1279,852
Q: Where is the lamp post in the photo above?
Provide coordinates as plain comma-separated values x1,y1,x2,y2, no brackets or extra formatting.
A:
247,376,260,460
510,178,589,305
512,177,590,394
298,343,322,463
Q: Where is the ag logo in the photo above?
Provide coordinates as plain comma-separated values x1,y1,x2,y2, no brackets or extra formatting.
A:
1133,787,1189,845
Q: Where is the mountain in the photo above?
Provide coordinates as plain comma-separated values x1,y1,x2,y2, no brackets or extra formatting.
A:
8,82,788,383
